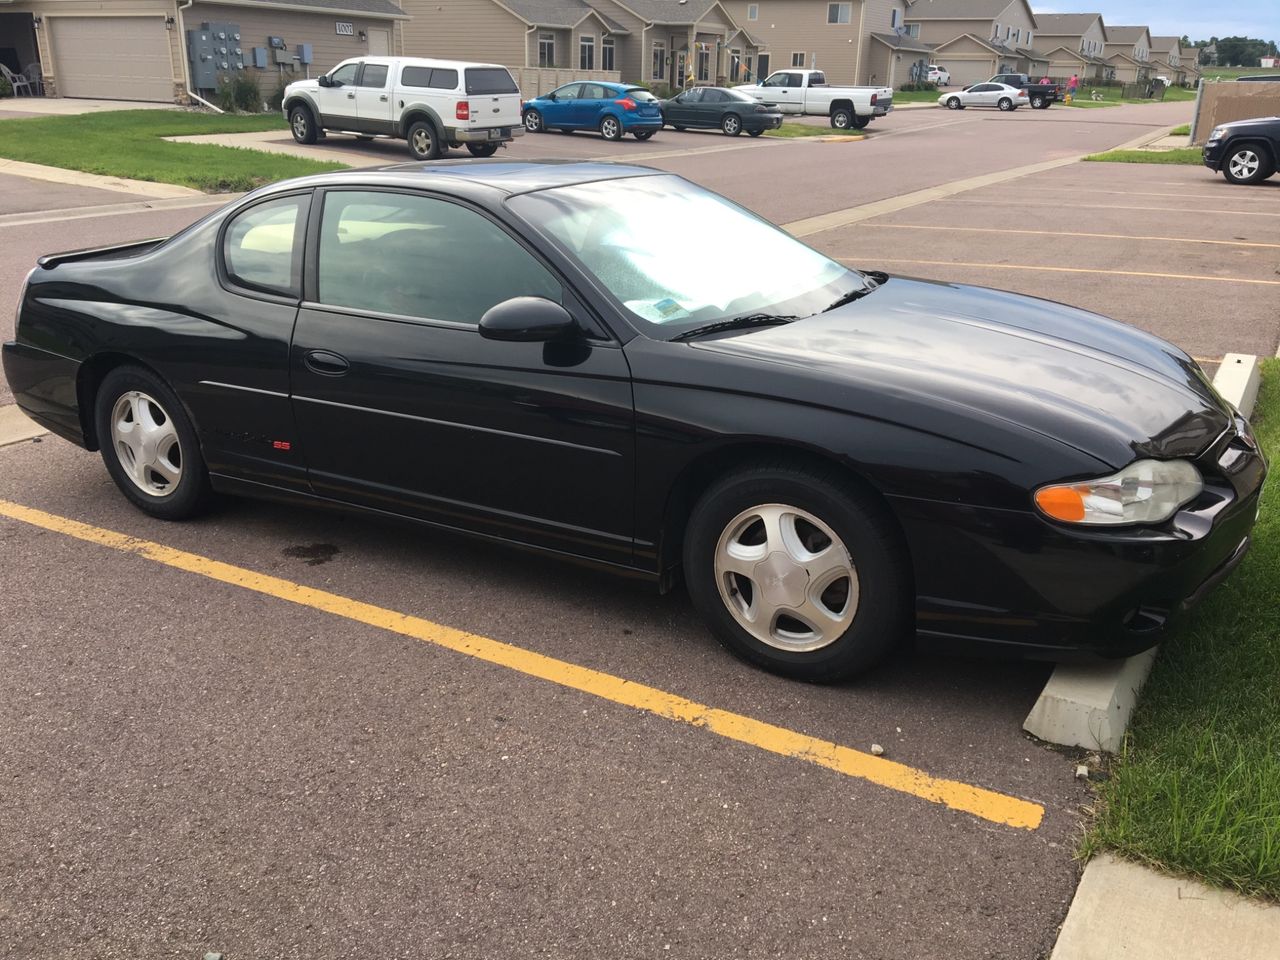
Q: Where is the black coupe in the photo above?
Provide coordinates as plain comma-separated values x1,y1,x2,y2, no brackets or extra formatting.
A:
3,163,1266,681
661,87,783,136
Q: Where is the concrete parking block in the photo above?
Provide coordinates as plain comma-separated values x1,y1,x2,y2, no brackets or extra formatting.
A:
1023,352,1262,753
1050,854,1280,960
0,404,46,447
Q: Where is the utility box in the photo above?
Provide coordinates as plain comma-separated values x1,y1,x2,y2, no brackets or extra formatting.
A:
251,47,268,69
297,43,313,65
187,21,244,89
272,47,294,66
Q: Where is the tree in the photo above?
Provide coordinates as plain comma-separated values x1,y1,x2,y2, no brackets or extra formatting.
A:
1181,35,1191,47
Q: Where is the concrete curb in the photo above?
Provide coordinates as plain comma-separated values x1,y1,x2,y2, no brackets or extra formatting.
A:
0,158,203,199
1051,854,1280,960
0,404,47,447
1023,353,1262,752
0,194,234,230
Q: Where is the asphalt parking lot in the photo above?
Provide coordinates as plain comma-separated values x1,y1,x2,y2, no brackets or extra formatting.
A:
2,98,1272,958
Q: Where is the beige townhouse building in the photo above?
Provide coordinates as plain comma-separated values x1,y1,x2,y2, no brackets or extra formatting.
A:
1032,12,1108,81
0,0,406,103
903,0,1045,87
1149,36,1187,84
1101,24,1153,84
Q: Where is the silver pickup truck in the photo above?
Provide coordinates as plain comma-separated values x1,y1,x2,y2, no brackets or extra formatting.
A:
734,69,893,129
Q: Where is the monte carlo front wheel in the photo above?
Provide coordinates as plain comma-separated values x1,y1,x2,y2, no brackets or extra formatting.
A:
683,464,910,681
95,366,211,520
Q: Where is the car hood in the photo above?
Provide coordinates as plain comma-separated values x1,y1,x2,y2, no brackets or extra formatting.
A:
1218,115,1280,131
694,276,1230,468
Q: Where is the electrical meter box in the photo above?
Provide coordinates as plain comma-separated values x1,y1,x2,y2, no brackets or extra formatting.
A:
251,47,268,69
297,44,313,65
187,21,245,88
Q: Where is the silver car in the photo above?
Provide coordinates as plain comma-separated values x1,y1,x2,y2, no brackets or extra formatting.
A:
938,82,1028,111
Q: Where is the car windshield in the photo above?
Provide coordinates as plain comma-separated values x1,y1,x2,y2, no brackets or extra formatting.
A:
508,175,866,338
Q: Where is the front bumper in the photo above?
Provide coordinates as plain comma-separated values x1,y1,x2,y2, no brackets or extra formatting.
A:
1203,140,1224,171
896,415,1268,659
451,126,525,143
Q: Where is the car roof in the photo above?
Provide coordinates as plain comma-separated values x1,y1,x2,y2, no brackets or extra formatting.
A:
341,55,510,71
260,160,666,198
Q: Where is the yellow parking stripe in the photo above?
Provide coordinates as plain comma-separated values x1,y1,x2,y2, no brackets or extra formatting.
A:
859,223,1280,250
0,498,1044,831
840,258,1280,286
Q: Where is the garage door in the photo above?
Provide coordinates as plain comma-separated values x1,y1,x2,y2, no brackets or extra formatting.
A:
942,59,995,87
52,16,173,101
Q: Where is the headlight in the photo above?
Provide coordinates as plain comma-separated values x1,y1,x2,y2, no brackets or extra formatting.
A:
1033,459,1203,526
1209,126,1227,140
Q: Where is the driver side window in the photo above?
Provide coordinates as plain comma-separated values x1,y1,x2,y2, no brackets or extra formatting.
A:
316,191,562,325
329,62,359,86
553,83,581,100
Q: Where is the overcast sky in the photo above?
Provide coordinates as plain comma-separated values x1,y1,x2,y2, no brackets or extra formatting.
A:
1032,2,1278,42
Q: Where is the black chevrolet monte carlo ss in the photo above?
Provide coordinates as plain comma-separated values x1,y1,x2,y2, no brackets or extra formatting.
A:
3,163,1267,681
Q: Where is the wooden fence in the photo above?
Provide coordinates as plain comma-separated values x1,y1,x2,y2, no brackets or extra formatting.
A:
1191,80,1280,143
510,68,623,97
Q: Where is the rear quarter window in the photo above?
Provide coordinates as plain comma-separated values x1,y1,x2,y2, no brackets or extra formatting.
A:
401,65,459,89
465,67,518,95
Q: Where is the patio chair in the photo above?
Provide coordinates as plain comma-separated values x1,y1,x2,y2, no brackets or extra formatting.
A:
1,64,32,97
23,63,43,96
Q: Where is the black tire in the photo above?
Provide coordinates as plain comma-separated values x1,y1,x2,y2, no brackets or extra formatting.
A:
829,107,852,129
523,109,544,133
850,114,870,129
599,114,623,141
683,463,910,682
1030,95,1046,109
466,142,499,157
998,97,1014,111
946,97,962,110
288,104,318,145
407,119,442,160
95,365,211,521
721,113,743,136
634,129,656,140
1222,141,1276,185
673,124,687,131
748,128,764,137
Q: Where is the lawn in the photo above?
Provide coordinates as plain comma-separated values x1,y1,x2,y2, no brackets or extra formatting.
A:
1201,67,1279,81
1171,124,1191,136
0,110,345,192
1083,359,1280,900
893,89,943,103
1083,147,1202,165
764,123,863,139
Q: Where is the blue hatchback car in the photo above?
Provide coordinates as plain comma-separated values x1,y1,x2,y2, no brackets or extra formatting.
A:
522,81,663,141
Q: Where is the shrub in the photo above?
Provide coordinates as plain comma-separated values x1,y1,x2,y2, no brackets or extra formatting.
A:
267,80,288,113
0,76,12,99
215,73,263,113
898,81,938,92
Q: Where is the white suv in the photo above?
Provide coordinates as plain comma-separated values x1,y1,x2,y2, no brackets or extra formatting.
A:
283,56,524,160
927,65,951,86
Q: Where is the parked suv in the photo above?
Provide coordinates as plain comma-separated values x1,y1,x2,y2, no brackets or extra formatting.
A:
283,56,524,160
1202,116,1280,185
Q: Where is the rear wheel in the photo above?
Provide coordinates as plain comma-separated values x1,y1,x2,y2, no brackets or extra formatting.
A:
683,464,910,682
830,108,852,129
1030,95,1046,108
599,115,623,141
466,142,499,157
523,109,544,133
850,114,870,129
1223,142,1275,184
407,119,442,160
634,129,656,140
289,105,318,144
998,97,1014,111
946,96,962,110
95,366,211,521
721,113,743,136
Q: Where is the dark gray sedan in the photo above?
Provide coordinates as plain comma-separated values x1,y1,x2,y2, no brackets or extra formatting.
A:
661,86,783,136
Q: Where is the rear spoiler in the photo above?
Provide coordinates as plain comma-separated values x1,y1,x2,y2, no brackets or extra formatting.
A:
38,237,169,270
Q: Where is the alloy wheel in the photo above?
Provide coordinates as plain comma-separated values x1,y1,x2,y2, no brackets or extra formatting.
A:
723,114,741,135
524,110,542,132
411,126,433,157
110,391,183,497
291,113,308,139
1229,149,1260,180
713,503,859,653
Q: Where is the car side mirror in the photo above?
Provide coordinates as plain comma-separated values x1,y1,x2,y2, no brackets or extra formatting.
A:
548,92,558,101
318,75,332,88
479,297,578,342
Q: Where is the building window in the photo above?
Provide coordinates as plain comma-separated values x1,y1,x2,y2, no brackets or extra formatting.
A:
697,45,710,81
992,22,1000,40
1025,31,1032,47
538,33,555,68
747,3,758,20
601,35,614,71
905,23,919,38
730,48,742,81
745,53,754,80
1004,25,1011,40
652,41,665,80
890,9,899,29
1013,28,1019,43
827,3,851,25
579,35,594,70
791,51,806,67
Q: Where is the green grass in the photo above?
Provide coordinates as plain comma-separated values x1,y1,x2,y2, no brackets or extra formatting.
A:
1201,66,1279,81
1083,147,1202,165
1082,359,1280,900
893,89,943,103
763,123,862,139
1162,85,1198,101
1171,123,1191,136
0,110,345,192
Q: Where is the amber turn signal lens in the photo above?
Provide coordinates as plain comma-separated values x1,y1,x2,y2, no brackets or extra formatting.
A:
1034,486,1086,522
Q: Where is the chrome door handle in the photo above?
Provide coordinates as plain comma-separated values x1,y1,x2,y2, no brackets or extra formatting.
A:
347,92,355,99
379,94,388,101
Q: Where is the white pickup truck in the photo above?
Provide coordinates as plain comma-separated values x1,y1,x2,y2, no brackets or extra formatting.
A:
734,69,893,129
283,56,524,161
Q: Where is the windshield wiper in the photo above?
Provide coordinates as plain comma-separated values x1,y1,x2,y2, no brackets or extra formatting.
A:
671,313,800,342
823,272,888,312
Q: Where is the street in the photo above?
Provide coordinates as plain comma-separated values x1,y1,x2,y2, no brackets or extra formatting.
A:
2,98,1275,959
